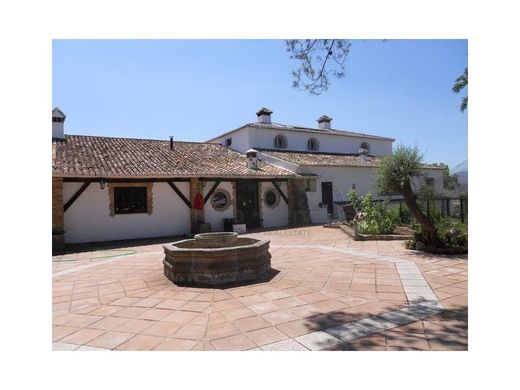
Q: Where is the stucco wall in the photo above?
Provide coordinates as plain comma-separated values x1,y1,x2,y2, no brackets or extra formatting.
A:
203,181,235,231
260,181,289,228
253,127,393,156
63,182,191,244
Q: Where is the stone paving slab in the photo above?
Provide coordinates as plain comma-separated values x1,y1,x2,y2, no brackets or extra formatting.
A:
52,226,467,351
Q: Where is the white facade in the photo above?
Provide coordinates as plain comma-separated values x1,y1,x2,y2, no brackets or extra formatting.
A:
63,182,191,244
212,126,393,156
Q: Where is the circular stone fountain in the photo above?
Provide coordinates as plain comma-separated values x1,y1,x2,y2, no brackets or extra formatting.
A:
163,232,271,286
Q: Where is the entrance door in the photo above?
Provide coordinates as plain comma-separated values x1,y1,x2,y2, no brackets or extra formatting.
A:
236,181,260,228
321,182,334,216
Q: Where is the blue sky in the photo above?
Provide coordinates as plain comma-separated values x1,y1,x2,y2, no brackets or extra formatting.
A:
52,39,467,168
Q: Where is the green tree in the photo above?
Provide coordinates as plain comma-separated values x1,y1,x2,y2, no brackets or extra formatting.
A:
377,145,440,245
452,67,468,112
431,162,459,190
286,39,351,95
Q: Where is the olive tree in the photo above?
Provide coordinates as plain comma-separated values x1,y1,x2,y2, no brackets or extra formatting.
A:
377,145,440,245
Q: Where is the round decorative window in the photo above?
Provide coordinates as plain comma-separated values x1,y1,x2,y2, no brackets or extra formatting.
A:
211,189,231,211
263,188,280,209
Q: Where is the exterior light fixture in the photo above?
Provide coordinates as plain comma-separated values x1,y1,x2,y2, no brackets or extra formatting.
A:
100,179,105,189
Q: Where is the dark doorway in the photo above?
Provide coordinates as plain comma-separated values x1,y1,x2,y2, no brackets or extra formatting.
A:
236,181,260,228
321,181,334,216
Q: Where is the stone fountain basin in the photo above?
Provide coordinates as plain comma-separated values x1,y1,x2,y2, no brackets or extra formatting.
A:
163,234,271,286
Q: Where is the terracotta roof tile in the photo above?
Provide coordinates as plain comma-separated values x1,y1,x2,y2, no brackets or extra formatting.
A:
260,149,381,167
52,135,298,178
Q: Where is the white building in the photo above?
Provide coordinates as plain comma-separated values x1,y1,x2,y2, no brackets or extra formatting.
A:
52,106,444,250
207,107,444,223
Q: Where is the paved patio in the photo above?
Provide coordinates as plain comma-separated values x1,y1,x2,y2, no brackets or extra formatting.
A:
52,226,468,351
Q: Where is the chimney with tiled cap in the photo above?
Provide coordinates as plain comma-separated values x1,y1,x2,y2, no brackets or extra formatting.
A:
317,115,332,130
256,107,273,124
246,149,258,169
52,107,66,139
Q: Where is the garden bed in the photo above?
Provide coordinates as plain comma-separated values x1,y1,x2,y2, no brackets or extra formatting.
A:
330,222,414,241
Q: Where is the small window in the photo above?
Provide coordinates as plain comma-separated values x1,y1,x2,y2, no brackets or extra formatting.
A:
274,134,288,149
211,189,231,211
307,137,319,151
263,188,280,208
114,187,148,214
225,138,232,146
305,179,317,192
425,178,434,187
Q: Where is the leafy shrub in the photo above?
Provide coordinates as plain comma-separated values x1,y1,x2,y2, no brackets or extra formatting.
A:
406,218,467,253
355,192,396,235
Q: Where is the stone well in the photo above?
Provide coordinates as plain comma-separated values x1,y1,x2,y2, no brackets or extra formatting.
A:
163,232,271,286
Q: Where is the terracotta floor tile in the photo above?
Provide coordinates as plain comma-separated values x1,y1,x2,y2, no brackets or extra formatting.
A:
262,291,291,300
276,320,314,338
64,314,104,328
132,298,162,308
141,321,182,337
204,322,241,340
238,294,269,306
275,296,307,309
210,334,256,351
155,299,189,310
220,307,256,321
181,301,211,312
152,338,197,351
247,301,282,315
115,318,155,334
262,310,299,325
385,331,430,350
88,305,122,316
162,310,198,324
234,316,272,332
246,327,287,347
60,328,106,345
298,292,330,304
136,308,172,321
211,299,243,311
88,316,130,331
53,325,81,341
87,331,134,349
115,334,164,351
111,306,149,318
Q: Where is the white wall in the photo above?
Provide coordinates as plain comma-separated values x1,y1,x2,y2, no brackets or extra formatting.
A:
260,181,289,228
203,181,235,231
253,127,393,156
211,128,252,153
63,182,191,244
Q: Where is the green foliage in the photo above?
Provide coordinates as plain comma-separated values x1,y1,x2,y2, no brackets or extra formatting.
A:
407,217,468,253
377,145,424,194
347,189,361,210
355,192,396,235
452,67,468,113
286,39,351,95
431,162,459,190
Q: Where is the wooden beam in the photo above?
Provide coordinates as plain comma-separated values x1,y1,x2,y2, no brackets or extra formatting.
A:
63,178,191,183
271,181,288,205
167,182,191,208
204,180,221,204
64,182,90,212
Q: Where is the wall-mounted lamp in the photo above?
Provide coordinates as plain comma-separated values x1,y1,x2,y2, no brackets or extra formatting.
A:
201,180,206,188
100,179,105,190
274,180,282,187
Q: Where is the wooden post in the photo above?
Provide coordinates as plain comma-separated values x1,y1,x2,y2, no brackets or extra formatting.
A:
460,196,465,223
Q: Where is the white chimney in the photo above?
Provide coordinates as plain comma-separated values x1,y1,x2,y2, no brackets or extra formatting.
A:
317,115,332,130
256,107,273,124
52,107,66,139
246,149,258,169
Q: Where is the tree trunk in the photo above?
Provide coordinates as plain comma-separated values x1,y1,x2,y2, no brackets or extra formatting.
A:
401,184,439,245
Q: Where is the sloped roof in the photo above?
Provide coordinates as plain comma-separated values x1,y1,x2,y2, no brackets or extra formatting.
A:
260,149,446,170
52,135,298,178
207,122,395,142
260,149,381,167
